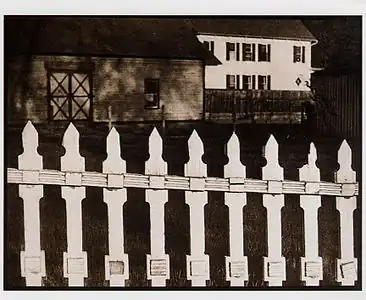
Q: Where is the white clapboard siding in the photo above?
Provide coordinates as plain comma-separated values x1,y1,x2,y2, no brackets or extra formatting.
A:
18,121,46,286
185,130,209,287
335,140,357,285
224,133,248,286
61,123,88,286
262,135,286,286
145,128,170,287
299,143,323,286
103,127,129,286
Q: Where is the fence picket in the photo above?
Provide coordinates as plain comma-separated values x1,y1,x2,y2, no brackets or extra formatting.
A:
103,127,129,286
7,122,360,288
262,135,286,286
224,133,248,286
61,123,87,286
299,143,322,286
185,130,209,286
145,128,169,287
335,140,357,285
18,121,46,286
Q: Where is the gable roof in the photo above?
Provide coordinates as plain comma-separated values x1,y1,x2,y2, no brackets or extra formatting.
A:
4,16,221,65
187,18,316,41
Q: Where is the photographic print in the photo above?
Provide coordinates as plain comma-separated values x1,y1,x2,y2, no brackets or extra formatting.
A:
3,15,362,290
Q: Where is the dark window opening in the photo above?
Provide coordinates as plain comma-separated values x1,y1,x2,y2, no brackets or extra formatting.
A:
145,78,160,109
243,43,255,61
226,75,236,89
48,71,92,121
258,75,271,90
293,46,305,63
258,44,271,62
226,42,236,61
242,75,253,90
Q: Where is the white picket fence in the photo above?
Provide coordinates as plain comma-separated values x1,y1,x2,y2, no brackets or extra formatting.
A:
7,121,359,287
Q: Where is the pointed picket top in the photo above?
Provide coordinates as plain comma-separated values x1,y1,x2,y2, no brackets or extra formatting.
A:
262,134,283,180
335,139,356,183
103,127,126,174
146,127,167,175
299,142,320,182
61,123,85,172
224,132,246,178
185,129,206,177
18,121,42,170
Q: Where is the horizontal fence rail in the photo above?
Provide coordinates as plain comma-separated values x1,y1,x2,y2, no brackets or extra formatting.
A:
7,168,359,197
6,121,359,288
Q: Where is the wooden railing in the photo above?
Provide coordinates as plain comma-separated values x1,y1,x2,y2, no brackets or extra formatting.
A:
204,89,313,124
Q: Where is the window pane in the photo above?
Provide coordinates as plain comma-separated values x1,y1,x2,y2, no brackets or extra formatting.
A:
51,96,69,120
72,73,90,96
50,73,68,96
71,96,90,119
145,79,159,93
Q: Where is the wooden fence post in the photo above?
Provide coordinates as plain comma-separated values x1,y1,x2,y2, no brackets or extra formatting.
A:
185,130,209,286
18,121,46,286
61,123,87,287
299,143,323,286
224,133,248,286
335,140,357,286
145,128,170,287
262,135,286,286
103,127,129,286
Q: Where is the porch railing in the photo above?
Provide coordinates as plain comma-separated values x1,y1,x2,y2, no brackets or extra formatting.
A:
204,89,313,124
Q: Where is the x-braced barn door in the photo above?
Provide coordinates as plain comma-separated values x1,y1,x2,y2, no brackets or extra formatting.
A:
48,71,92,121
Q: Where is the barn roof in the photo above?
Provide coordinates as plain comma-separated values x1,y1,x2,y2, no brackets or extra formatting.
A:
187,18,316,41
4,16,221,65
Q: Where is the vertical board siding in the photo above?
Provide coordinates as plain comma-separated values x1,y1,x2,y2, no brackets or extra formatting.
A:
313,74,360,138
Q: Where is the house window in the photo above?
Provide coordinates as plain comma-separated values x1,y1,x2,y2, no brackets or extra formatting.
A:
293,46,306,63
258,75,271,90
242,75,255,90
226,75,236,89
48,71,92,121
145,79,160,108
203,41,215,55
226,42,236,61
258,44,271,62
242,43,255,61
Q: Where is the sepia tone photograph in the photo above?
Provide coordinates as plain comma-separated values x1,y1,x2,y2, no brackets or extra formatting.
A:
3,15,362,290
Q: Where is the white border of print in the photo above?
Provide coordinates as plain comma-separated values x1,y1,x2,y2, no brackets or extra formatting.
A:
1,1,365,300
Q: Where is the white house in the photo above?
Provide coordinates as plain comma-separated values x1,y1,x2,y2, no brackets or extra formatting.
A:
189,19,318,91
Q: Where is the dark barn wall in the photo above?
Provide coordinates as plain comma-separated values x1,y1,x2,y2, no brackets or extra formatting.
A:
6,55,204,123
311,73,361,139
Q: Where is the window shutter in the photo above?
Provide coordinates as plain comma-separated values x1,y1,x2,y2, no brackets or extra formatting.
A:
252,44,256,61
302,46,305,63
252,75,256,89
236,43,240,61
293,46,297,63
210,41,215,55
226,43,230,61
236,75,240,89
267,75,271,90
267,44,271,62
